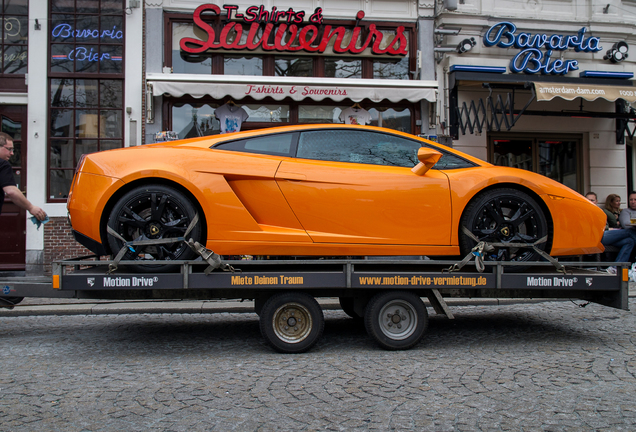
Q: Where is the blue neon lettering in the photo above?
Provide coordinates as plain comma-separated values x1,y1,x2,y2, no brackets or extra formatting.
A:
484,21,601,53
483,21,515,48
52,23,123,40
511,48,578,75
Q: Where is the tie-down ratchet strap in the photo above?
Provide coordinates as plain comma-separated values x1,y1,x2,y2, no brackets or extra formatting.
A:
445,226,565,274
107,213,200,273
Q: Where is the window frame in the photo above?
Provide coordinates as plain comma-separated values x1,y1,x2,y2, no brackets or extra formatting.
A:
0,0,29,91
47,0,126,203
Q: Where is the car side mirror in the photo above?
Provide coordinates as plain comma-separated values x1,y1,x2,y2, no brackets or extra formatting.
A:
411,147,442,175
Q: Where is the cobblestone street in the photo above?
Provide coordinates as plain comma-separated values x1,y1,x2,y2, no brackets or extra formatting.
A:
1,299,635,431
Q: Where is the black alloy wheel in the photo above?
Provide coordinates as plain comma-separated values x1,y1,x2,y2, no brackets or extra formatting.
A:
106,185,202,271
460,188,549,267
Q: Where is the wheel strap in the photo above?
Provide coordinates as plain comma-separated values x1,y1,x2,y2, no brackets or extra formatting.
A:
446,226,565,273
106,213,201,273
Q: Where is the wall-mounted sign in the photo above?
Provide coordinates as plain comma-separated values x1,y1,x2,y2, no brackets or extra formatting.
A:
483,21,602,75
50,23,124,66
180,4,408,56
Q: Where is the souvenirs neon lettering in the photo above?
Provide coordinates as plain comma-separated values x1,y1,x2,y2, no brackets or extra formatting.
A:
483,21,602,75
180,4,407,56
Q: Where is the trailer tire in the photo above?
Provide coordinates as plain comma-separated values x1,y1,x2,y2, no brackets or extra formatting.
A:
259,292,324,353
0,297,23,306
364,291,428,350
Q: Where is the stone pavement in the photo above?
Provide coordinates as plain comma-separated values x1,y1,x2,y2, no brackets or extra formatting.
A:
1,298,635,431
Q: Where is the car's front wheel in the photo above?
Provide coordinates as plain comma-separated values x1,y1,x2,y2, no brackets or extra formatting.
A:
106,184,203,272
459,188,549,269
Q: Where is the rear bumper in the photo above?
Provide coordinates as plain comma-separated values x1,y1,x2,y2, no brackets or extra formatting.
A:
73,230,108,256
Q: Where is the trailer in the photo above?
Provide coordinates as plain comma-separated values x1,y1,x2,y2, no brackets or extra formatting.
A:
0,253,629,353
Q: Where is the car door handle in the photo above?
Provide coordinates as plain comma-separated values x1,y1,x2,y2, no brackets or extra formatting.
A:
277,172,306,181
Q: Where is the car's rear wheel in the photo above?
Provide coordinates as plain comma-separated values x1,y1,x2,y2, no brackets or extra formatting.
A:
106,185,203,272
459,188,549,271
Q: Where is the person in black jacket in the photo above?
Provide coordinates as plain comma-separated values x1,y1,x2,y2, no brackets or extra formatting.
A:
0,132,46,221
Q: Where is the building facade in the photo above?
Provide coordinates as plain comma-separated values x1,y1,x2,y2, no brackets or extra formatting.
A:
432,0,636,203
1,0,635,274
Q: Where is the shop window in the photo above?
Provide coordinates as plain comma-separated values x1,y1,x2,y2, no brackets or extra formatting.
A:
373,57,409,80
299,105,346,123
492,139,533,171
48,78,123,200
48,0,125,201
0,0,28,89
224,55,263,75
368,107,411,133
171,22,212,74
539,140,578,191
490,135,581,192
325,58,362,78
173,103,220,138
243,104,290,123
49,0,124,74
275,57,312,77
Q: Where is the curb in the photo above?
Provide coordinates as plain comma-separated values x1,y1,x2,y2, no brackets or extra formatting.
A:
0,297,601,317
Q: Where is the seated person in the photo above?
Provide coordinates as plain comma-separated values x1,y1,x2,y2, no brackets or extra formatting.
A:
603,193,622,228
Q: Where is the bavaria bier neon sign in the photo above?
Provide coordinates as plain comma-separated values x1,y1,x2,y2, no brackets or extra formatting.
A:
180,4,408,56
484,21,602,75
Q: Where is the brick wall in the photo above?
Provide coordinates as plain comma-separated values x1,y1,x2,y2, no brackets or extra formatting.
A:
43,217,94,275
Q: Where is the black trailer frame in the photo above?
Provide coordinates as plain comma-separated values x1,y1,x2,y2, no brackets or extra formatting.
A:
0,257,629,352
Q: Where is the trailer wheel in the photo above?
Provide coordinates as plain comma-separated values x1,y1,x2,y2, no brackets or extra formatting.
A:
0,297,23,306
259,292,324,353
364,291,428,350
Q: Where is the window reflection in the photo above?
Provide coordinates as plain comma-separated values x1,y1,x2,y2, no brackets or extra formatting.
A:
224,56,263,75
173,104,220,138
275,57,312,77
373,57,409,80
368,107,411,133
299,106,345,123
325,58,362,78
243,105,289,122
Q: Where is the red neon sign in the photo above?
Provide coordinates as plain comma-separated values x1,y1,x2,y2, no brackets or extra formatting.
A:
180,4,408,56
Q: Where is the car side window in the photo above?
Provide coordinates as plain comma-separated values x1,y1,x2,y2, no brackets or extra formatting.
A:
213,133,297,156
297,130,420,167
423,145,476,170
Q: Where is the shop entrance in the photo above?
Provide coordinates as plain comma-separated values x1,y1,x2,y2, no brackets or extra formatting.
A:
488,133,582,193
0,106,27,270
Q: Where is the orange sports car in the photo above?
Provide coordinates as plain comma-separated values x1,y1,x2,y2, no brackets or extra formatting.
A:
67,124,605,267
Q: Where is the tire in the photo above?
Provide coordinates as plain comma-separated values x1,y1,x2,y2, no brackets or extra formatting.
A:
0,297,23,306
459,188,549,271
106,185,203,272
364,291,428,350
339,297,363,320
259,292,324,353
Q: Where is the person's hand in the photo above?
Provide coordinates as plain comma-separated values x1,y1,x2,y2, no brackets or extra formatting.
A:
29,206,47,221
